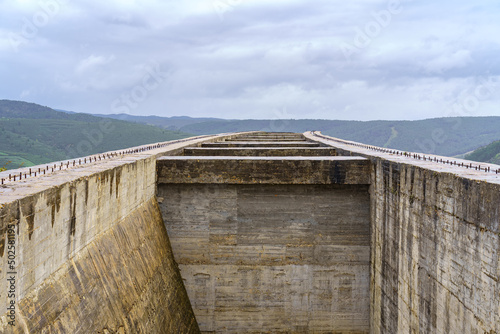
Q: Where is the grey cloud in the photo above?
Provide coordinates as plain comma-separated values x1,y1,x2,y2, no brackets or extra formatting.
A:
0,0,499,120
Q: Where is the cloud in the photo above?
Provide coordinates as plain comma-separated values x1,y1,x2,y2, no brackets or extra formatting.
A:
422,50,472,74
20,89,31,98
75,54,116,75
0,0,499,120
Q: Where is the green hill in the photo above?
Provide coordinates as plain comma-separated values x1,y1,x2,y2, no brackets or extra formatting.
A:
91,113,226,131
465,140,500,165
4,99,500,169
0,100,192,170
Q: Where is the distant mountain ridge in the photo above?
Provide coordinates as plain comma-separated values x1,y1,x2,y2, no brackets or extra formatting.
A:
1,101,90,120
91,113,227,131
4,100,500,166
88,113,500,157
0,100,192,170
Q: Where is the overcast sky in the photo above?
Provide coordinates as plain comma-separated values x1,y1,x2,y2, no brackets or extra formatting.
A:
1,0,499,120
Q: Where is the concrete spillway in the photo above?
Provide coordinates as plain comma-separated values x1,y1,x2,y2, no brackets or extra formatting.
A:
0,131,499,333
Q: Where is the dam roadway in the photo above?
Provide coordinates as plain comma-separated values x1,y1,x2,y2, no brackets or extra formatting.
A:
0,132,499,333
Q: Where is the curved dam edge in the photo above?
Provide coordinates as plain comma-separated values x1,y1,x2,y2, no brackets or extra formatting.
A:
0,133,254,333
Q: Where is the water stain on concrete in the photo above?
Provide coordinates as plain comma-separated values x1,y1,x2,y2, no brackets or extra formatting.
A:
21,198,36,240
115,169,121,199
69,186,77,237
46,187,62,228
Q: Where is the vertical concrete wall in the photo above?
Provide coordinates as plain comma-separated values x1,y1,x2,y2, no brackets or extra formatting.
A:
0,135,245,333
370,160,500,334
306,132,500,334
158,183,371,333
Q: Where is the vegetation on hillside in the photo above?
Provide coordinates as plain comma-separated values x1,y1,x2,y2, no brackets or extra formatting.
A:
0,100,192,170
465,140,500,165
4,99,500,169
91,113,227,131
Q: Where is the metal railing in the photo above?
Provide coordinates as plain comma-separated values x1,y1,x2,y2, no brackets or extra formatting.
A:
310,131,500,175
0,135,213,185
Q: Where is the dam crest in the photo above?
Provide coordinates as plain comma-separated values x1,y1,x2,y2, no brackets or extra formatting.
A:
0,132,499,333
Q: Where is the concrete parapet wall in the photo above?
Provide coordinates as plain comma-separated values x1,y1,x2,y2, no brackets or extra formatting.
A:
182,147,337,157
202,142,320,148
305,131,500,334
0,134,250,333
232,133,305,141
157,157,370,185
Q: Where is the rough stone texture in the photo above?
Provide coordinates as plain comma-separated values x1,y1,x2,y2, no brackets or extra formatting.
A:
157,157,370,185
0,134,247,334
182,147,337,157
157,184,371,333
305,132,500,334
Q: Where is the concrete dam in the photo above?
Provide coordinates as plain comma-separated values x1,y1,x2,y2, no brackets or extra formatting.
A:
0,132,499,333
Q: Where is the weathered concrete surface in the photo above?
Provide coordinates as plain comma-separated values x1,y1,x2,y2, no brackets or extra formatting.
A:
235,133,305,141
182,147,336,157
2,198,198,333
0,134,251,334
223,138,307,142
157,157,370,185
158,138,372,333
370,160,500,334
202,142,320,148
305,131,500,334
157,183,371,333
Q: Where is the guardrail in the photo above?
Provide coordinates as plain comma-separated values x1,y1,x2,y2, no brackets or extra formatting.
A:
310,131,500,175
0,135,214,185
